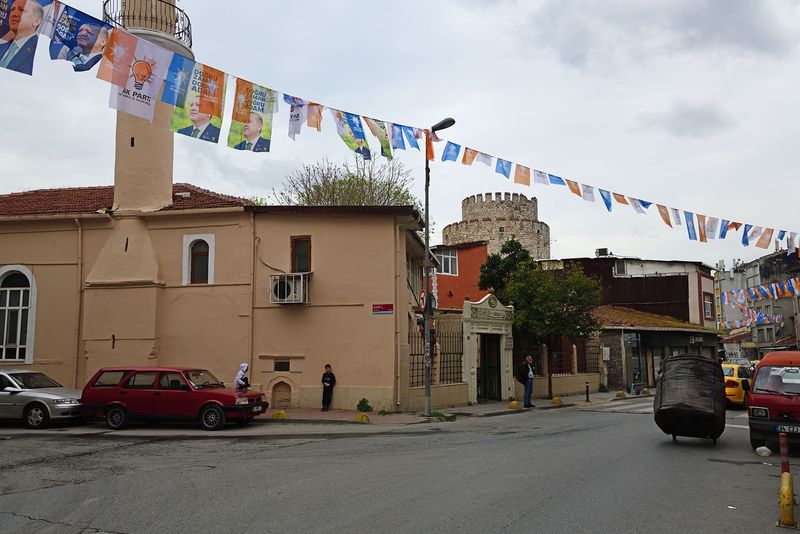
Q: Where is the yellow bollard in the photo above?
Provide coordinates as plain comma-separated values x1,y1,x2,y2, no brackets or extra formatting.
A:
508,400,521,410
550,396,562,407
354,413,370,424
778,472,797,528
272,410,288,420
615,390,626,398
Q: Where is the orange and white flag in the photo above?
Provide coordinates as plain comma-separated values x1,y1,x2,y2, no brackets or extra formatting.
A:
656,205,672,228
462,148,478,165
756,228,775,249
514,165,531,186
565,179,582,197
612,193,629,205
697,214,707,242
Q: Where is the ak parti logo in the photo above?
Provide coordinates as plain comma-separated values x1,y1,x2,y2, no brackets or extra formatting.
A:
130,56,154,90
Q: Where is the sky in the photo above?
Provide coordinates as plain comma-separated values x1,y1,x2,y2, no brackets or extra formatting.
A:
1,0,799,270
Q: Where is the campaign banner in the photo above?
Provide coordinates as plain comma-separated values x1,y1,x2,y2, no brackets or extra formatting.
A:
227,78,278,152
284,94,306,140
0,0,61,75
99,28,172,121
49,5,110,72
330,108,371,159
161,54,227,142
363,117,392,160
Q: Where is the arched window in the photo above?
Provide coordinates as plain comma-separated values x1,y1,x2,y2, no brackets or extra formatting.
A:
1,271,31,361
190,240,209,284
182,234,215,286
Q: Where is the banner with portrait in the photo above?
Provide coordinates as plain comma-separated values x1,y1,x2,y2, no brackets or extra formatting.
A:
161,54,226,143
227,78,278,152
49,5,111,72
0,0,61,75
329,108,371,160
99,28,172,122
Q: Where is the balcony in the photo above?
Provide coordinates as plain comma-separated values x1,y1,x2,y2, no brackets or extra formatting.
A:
103,0,192,49
269,273,310,305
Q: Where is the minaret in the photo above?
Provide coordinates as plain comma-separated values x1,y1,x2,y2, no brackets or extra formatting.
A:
81,1,194,379
109,0,194,212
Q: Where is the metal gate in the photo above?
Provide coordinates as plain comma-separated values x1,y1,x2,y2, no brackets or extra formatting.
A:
409,327,463,387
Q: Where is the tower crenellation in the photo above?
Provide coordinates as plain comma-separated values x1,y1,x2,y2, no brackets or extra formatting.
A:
444,193,550,258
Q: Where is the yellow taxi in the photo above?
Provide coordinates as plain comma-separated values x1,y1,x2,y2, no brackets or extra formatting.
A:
722,363,752,407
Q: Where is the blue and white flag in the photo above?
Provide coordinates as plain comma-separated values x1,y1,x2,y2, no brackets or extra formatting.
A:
533,170,549,185
581,184,595,202
402,125,419,150
719,219,731,239
598,189,612,212
441,141,461,162
548,174,566,186
742,224,753,246
495,158,511,178
390,124,406,150
161,54,195,107
684,211,698,241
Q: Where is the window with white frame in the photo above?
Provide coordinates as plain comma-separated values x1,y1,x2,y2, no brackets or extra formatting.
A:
0,266,36,363
435,249,458,276
183,234,215,285
703,293,714,320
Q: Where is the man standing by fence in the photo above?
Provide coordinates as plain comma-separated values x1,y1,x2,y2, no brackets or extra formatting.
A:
517,355,536,408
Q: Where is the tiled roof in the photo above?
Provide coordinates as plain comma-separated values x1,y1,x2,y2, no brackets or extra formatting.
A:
0,183,252,216
593,305,718,333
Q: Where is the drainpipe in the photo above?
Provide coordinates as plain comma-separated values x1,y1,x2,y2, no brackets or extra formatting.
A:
72,218,83,388
248,212,256,386
394,223,401,408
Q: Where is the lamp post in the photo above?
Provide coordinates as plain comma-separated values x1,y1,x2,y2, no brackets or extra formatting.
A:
424,117,455,417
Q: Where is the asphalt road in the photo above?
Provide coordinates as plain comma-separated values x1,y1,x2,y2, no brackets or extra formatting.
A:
0,400,786,533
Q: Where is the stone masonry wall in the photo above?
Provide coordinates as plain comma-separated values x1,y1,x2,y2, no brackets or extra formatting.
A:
442,192,551,258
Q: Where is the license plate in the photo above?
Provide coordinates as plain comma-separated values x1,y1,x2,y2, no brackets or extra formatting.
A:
776,425,800,433
252,406,261,412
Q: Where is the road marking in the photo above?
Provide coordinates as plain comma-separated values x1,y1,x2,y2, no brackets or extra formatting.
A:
603,402,653,412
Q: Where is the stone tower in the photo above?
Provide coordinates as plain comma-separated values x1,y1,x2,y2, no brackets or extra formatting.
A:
442,192,551,258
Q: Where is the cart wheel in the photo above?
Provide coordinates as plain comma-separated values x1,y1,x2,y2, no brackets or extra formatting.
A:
672,434,676,442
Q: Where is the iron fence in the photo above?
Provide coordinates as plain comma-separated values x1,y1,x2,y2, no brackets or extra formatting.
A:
103,0,192,48
409,328,463,387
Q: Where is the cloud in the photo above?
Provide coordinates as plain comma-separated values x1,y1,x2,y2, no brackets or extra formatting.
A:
637,100,737,138
524,0,795,68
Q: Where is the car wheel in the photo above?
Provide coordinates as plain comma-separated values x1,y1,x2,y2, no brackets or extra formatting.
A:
200,405,225,431
24,403,49,429
106,406,129,430
750,434,765,449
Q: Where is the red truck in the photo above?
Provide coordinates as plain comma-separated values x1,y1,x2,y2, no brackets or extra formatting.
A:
747,351,800,449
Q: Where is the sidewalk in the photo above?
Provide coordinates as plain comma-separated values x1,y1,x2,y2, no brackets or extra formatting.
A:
259,407,424,425
445,389,655,417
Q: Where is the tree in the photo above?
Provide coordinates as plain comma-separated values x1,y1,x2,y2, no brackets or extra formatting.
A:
478,237,531,301
272,156,420,208
505,260,602,348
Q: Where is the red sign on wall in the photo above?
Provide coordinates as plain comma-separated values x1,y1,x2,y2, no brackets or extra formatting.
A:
372,304,394,315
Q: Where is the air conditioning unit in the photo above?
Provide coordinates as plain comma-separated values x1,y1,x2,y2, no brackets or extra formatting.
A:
269,273,309,304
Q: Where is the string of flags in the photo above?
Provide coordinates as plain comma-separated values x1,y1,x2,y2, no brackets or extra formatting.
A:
719,314,784,331
721,276,800,306
1,0,798,254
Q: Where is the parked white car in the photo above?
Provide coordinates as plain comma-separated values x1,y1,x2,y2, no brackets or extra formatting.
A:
0,370,82,428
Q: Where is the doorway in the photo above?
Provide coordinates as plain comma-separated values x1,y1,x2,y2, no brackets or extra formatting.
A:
272,381,291,409
478,334,502,401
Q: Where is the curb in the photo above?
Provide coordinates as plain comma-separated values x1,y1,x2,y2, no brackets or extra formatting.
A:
610,393,655,402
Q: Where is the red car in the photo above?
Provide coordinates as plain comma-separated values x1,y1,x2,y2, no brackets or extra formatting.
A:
81,367,268,431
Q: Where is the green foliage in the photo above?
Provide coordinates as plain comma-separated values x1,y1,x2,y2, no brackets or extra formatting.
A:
356,398,373,412
478,237,531,300
505,260,602,346
378,409,391,416
247,196,269,206
598,383,609,393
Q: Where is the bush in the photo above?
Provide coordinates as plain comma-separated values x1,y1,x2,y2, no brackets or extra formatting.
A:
356,398,373,412
598,383,609,393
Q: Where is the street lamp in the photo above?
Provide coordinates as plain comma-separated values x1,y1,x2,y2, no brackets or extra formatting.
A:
424,117,455,417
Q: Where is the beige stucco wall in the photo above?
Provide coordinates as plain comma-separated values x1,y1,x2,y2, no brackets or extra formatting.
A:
0,209,424,412
513,373,601,399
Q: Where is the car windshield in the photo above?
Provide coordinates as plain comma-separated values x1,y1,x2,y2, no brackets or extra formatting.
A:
9,372,62,389
184,370,224,388
753,366,800,395
722,367,734,377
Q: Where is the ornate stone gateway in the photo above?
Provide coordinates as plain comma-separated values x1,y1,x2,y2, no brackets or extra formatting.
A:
462,294,514,404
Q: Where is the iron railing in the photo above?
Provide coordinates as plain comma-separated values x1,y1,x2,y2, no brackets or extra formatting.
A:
409,329,464,387
103,0,192,49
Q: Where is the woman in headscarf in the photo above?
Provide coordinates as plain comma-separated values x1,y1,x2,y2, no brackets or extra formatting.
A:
234,363,250,391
